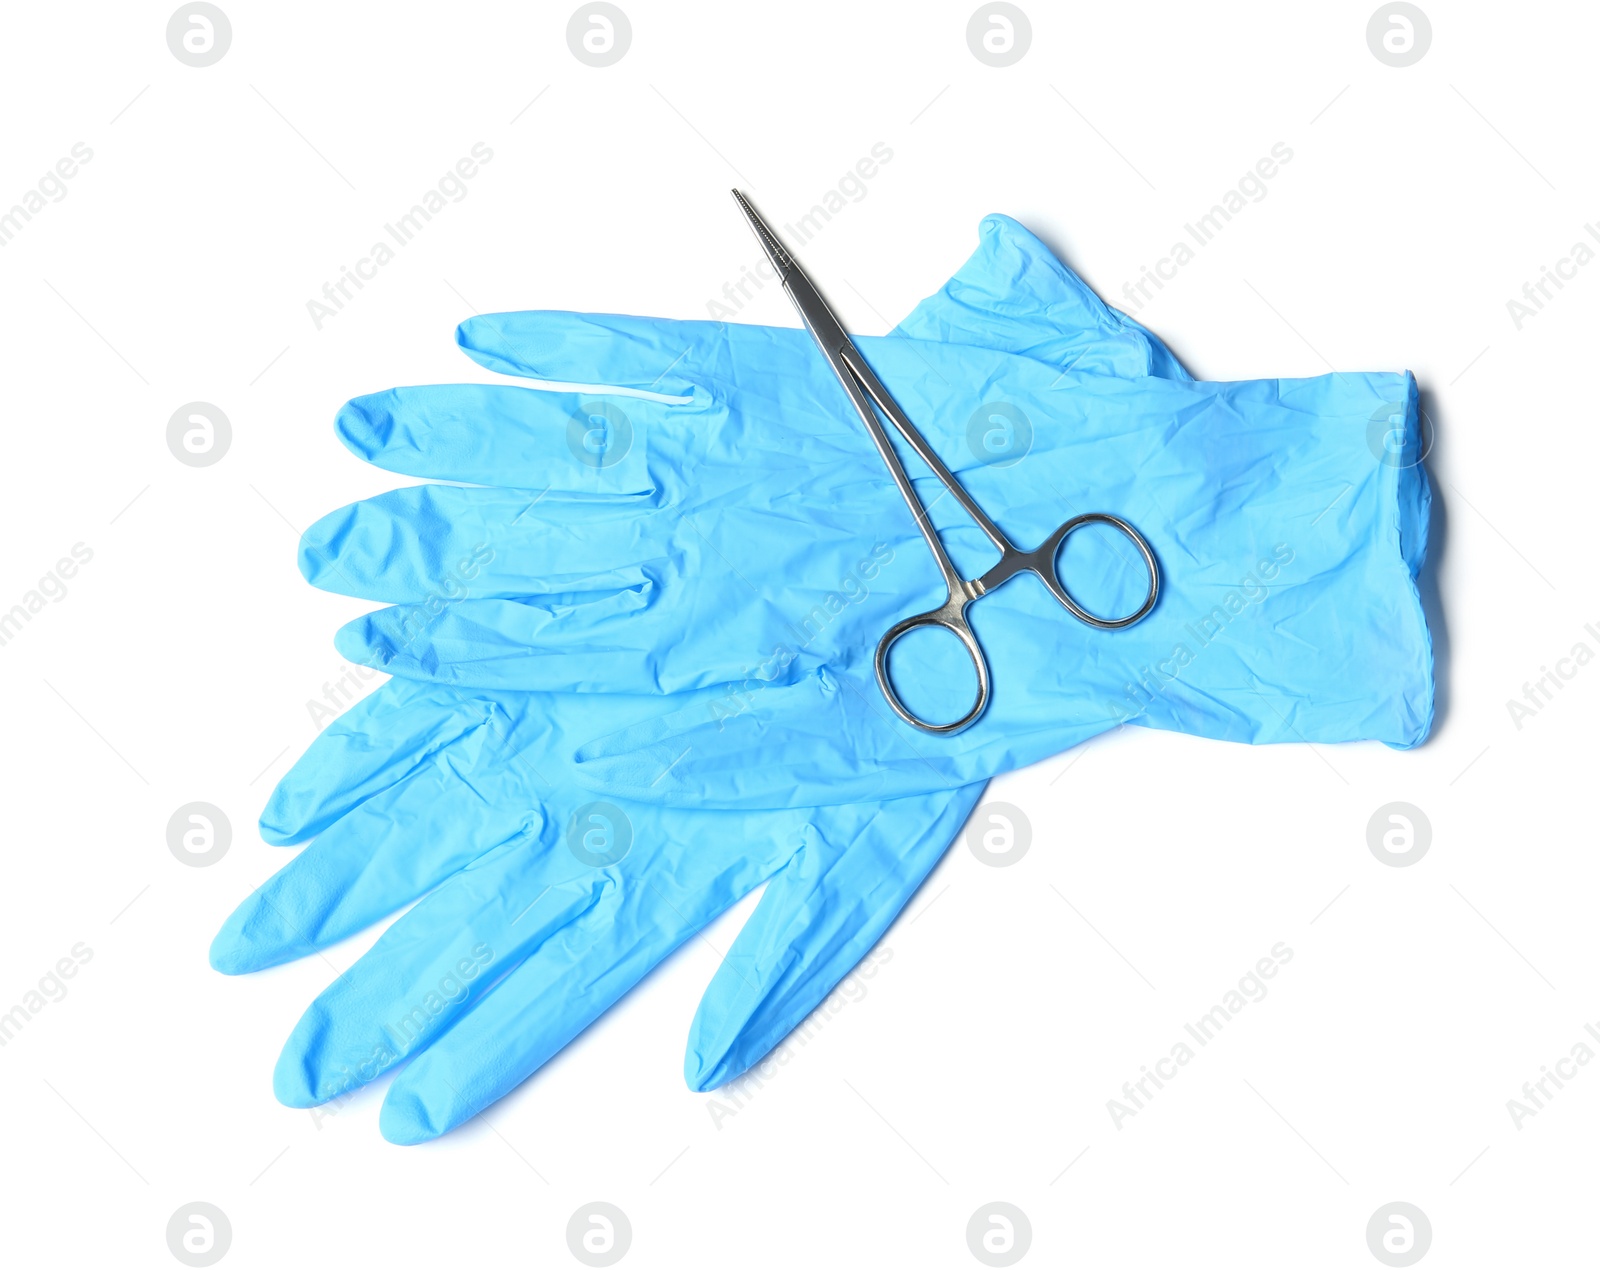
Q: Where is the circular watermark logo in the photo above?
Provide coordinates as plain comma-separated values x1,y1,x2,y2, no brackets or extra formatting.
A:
966,1201,1031,1266
966,4,1032,66
1366,401,1431,469
566,401,633,468
1366,802,1430,868
167,402,232,467
166,4,232,67
567,4,631,67
166,1201,232,1266
566,1202,631,1266
966,802,1031,868
1366,4,1431,67
1366,1201,1431,1266
965,402,1033,467
567,802,633,867
167,802,231,868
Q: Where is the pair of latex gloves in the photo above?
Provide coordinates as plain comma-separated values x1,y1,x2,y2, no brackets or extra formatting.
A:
213,215,1433,1143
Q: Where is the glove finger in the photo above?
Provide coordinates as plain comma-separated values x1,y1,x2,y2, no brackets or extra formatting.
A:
272,835,607,1109
213,760,533,974
572,652,1115,808
336,383,686,487
455,223,1181,400
260,681,496,844
571,672,971,806
457,310,731,395
896,214,1190,381
377,811,794,1143
375,910,676,1143
334,592,798,693
298,486,655,603
334,514,1039,690
686,784,984,1091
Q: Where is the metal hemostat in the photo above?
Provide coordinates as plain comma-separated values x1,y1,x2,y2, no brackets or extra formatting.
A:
732,189,1159,734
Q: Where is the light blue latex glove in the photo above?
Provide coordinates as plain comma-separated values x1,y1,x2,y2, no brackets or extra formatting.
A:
213,218,1183,1143
301,228,1432,807
214,677,982,1142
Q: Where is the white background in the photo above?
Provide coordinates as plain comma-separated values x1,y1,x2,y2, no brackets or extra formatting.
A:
1,1,1595,1266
